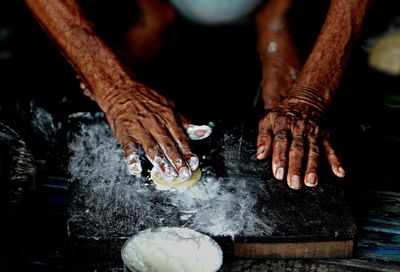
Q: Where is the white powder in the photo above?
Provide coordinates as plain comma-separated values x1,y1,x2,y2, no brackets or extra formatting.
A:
122,227,223,272
68,117,274,240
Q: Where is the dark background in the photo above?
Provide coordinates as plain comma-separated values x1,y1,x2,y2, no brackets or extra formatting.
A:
1,0,400,271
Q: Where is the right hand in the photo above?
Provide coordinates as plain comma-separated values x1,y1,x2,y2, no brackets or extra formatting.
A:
256,87,345,189
93,81,209,181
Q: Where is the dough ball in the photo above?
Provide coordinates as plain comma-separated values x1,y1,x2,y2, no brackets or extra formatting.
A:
122,227,223,272
150,168,202,190
369,31,400,76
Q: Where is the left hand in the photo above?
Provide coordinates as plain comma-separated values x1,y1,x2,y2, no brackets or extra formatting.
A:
256,88,345,189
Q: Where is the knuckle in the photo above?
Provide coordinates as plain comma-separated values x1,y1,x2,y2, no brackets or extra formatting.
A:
259,118,271,131
123,140,137,151
326,150,338,161
274,157,286,166
312,125,321,136
308,145,320,156
164,143,177,154
292,135,304,143
159,107,174,118
257,135,269,143
327,151,337,159
274,133,287,143
291,141,304,151
279,116,292,127
307,133,318,142
275,127,288,137
293,120,306,130
307,154,319,165
145,145,160,157
291,161,303,171
129,129,149,142
306,167,318,175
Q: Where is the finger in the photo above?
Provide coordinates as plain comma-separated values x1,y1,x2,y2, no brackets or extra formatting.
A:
152,130,192,181
178,114,212,140
322,135,345,178
256,116,273,160
139,133,178,181
168,124,199,171
304,129,320,187
272,122,289,181
287,121,306,190
123,137,142,176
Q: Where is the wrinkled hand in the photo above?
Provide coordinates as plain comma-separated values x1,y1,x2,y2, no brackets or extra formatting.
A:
256,88,345,189
96,82,210,181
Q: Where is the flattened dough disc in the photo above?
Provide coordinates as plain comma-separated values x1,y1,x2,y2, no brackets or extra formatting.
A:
150,168,202,190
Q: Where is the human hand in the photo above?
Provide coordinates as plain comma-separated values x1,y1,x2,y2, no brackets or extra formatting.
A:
98,82,211,181
256,87,345,189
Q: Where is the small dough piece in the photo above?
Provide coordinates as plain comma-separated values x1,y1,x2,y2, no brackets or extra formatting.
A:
150,168,202,190
369,30,400,76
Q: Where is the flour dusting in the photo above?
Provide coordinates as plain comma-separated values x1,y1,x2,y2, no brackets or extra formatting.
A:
68,115,274,239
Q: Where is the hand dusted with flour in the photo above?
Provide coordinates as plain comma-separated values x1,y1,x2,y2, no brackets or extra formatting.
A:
256,0,370,189
25,0,369,190
24,0,202,181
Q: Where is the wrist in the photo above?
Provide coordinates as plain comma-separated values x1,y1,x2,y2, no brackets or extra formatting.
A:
283,85,330,121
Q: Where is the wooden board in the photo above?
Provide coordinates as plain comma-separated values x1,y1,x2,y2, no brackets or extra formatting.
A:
67,115,356,259
234,240,354,259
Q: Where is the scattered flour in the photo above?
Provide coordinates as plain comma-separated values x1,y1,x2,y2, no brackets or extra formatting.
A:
28,100,60,144
121,227,222,272
68,115,274,240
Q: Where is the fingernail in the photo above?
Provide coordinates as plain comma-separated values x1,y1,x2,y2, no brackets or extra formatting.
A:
128,162,142,175
163,165,177,181
290,175,301,189
127,153,139,164
276,167,284,180
305,173,317,187
188,154,199,171
126,154,142,175
257,146,265,155
272,163,278,177
337,166,345,177
175,159,183,167
178,167,191,181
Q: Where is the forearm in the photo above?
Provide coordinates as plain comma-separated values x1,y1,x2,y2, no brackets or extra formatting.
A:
24,0,137,112
256,0,298,66
292,0,370,108
255,0,301,108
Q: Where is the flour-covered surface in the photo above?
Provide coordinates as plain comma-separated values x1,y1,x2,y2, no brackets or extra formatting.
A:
67,114,355,243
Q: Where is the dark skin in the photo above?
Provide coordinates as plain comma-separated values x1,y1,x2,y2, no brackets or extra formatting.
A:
256,0,369,188
24,0,369,188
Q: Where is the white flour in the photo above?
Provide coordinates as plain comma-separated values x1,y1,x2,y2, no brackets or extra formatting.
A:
122,227,222,272
68,117,274,239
